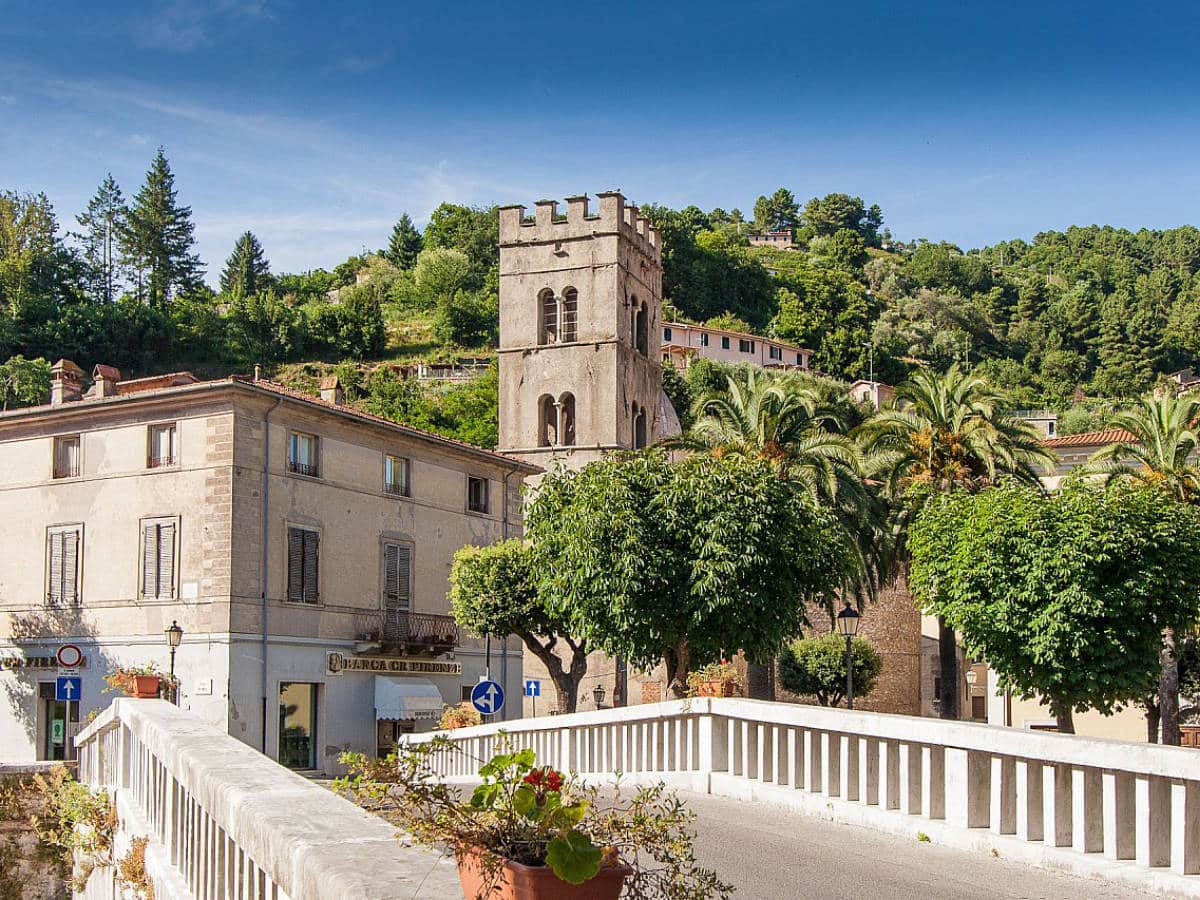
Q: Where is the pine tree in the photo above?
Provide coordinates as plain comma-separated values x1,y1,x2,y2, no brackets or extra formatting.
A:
118,149,203,307
73,174,127,303
220,231,271,296
384,213,423,269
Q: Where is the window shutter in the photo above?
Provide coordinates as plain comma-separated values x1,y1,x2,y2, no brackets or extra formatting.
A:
157,522,176,598
142,524,158,596
302,530,320,604
48,531,63,604
61,530,78,605
383,543,411,613
287,528,304,602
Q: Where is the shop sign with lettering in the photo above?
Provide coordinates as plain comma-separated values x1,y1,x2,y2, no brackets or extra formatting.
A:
1,656,69,670
326,651,462,676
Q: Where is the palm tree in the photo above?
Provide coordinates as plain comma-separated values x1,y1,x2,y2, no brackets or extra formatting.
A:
662,369,885,698
1088,394,1200,744
858,365,1053,719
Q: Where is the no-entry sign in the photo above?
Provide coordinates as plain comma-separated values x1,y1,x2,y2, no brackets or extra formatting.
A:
56,644,83,668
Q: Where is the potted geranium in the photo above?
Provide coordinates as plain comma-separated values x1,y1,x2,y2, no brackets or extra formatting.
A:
337,741,731,899
103,663,174,699
686,660,744,698
439,703,483,731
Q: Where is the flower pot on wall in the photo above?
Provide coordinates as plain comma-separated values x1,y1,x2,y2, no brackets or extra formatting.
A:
456,848,629,900
130,675,161,699
695,679,739,698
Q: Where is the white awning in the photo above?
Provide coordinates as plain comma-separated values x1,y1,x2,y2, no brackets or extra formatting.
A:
374,676,444,721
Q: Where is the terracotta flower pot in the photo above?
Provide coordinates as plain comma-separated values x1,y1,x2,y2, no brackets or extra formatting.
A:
695,679,738,698
456,848,629,900
130,674,161,699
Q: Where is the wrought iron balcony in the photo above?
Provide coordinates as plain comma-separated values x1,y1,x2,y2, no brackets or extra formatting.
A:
354,610,459,655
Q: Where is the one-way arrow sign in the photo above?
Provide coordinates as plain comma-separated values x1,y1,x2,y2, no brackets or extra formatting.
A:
56,676,82,703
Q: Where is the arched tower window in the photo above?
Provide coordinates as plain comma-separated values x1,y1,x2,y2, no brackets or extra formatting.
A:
635,303,648,356
561,289,578,343
538,394,557,446
559,393,576,447
632,403,647,450
539,289,558,345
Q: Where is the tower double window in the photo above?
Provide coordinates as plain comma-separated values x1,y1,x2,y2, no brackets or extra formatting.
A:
539,393,577,448
538,288,578,344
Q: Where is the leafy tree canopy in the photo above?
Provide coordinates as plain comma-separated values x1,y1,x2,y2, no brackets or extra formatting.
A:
778,633,882,708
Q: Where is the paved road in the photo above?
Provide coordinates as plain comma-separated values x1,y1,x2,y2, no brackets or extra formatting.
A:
680,790,1152,900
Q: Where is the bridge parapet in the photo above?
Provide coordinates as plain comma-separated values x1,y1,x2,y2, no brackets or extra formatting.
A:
74,698,460,900
406,697,1200,895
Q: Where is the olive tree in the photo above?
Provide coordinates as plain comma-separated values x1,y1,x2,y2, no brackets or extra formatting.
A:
909,481,1200,733
526,451,852,697
448,540,589,713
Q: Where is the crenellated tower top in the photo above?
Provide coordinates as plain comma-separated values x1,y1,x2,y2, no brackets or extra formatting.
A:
497,192,660,261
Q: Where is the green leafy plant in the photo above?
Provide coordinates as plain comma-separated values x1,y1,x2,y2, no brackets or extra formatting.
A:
30,765,116,890
686,660,745,696
336,739,732,899
103,662,177,696
778,633,882,707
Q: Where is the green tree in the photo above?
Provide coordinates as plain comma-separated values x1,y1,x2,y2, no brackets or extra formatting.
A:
73,174,126,303
803,193,883,244
415,247,472,300
449,540,590,713
526,451,851,697
118,149,203,306
0,191,82,316
225,291,304,364
778,633,882,707
910,482,1200,732
858,365,1053,719
1088,394,1200,744
219,231,271,297
0,354,51,409
385,213,423,269
753,188,799,232
433,288,497,348
422,203,498,288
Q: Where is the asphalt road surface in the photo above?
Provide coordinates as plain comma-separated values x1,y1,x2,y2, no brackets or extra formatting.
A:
679,790,1153,900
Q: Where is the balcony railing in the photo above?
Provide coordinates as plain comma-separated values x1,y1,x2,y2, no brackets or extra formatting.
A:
288,459,320,477
146,454,175,468
355,609,459,654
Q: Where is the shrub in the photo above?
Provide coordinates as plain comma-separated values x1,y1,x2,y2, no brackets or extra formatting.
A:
778,633,882,707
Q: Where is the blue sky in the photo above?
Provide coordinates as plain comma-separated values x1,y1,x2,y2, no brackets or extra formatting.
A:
3,1,1199,280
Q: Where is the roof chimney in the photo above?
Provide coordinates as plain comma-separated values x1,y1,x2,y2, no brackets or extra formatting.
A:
50,359,85,406
89,364,121,398
319,376,345,405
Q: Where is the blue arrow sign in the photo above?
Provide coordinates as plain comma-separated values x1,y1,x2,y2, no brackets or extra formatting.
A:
56,676,82,703
471,679,504,715
524,679,540,697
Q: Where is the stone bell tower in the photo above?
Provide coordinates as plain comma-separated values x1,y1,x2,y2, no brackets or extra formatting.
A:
497,192,664,472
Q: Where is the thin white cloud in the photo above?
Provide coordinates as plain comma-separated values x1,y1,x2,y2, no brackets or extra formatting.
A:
136,0,274,52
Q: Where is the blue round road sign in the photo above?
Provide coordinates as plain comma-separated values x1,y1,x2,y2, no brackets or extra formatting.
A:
470,679,505,715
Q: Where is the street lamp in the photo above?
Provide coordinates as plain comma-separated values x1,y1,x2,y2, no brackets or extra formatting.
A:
592,684,607,709
165,620,183,704
835,601,861,710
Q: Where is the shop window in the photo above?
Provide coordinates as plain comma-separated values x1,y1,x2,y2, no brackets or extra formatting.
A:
278,682,318,770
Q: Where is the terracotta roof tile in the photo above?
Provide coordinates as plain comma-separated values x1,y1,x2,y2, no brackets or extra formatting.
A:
1042,429,1136,449
115,372,200,395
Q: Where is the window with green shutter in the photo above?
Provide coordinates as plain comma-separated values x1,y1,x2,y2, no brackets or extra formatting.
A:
287,527,320,603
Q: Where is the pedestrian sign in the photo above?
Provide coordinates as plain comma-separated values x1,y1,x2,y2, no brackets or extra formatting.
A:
55,676,82,703
471,678,505,715
524,679,540,697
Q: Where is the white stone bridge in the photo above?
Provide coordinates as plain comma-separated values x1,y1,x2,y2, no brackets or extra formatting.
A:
75,697,1200,898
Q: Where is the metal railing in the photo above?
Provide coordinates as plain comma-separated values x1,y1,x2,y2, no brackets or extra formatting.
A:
407,697,1200,896
354,609,459,652
287,459,320,477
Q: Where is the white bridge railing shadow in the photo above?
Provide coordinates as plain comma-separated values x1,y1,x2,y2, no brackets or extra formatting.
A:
405,697,1200,897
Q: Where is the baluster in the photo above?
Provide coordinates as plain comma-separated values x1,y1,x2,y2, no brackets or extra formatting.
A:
824,733,841,797
899,742,922,815
1071,767,1103,852
989,756,1016,835
1170,780,1200,874
879,740,900,809
839,734,859,801
806,730,823,794
1043,763,1074,847
1102,771,1135,860
859,738,879,805
943,748,987,828
1136,775,1171,867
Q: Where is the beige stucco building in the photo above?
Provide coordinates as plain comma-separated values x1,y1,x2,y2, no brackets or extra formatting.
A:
0,363,536,772
661,321,813,372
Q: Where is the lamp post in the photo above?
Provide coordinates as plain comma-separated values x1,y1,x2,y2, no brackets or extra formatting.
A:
592,683,607,709
165,620,183,704
836,601,861,710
